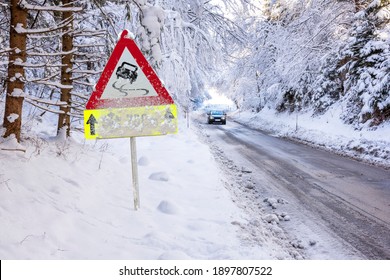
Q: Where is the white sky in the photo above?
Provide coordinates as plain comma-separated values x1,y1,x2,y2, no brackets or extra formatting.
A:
204,87,236,108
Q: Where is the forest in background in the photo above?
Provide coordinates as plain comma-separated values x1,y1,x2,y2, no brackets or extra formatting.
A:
218,0,389,130
0,0,389,143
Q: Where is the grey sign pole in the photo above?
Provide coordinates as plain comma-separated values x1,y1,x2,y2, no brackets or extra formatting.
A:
130,137,140,210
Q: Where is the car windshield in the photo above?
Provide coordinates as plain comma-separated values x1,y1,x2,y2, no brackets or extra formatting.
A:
210,110,224,115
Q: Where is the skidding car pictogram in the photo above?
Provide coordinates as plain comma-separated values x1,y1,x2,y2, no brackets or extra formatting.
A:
112,61,149,96
116,62,138,83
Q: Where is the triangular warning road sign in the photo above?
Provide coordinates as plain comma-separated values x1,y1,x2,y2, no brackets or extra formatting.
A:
86,30,174,109
84,30,177,139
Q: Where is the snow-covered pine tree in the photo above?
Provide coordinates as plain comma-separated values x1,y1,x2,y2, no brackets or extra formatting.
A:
17,0,86,138
1,0,109,139
312,51,344,115
339,0,390,127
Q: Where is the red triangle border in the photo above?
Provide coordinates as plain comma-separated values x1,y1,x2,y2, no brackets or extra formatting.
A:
86,30,174,110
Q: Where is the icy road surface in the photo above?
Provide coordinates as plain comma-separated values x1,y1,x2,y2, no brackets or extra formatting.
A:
196,119,390,259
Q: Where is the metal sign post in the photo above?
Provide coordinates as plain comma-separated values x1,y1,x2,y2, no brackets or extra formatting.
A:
130,137,140,210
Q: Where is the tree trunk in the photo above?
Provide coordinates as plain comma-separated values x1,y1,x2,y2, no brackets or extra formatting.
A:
3,0,27,141
57,0,73,137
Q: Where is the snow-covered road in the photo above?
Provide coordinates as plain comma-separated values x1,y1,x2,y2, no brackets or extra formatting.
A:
196,118,390,259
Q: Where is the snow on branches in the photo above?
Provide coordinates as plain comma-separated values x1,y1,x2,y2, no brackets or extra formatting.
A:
135,0,165,66
19,0,83,12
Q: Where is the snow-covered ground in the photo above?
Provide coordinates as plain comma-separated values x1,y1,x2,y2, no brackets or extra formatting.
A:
1,101,389,260
0,113,301,260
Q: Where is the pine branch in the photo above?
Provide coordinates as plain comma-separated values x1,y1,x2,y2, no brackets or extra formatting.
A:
15,17,74,35
70,91,89,100
0,48,13,54
72,30,107,37
14,61,66,68
24,98,65,115
33,80,73,89
74,43,106,48
27,49,76,57
73,80,96,87
19,0,83,12
72,69,101,75
0,148,26,152
26,95,68,106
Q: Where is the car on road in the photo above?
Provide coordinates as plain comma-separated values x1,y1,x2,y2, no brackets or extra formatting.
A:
207,110,227,125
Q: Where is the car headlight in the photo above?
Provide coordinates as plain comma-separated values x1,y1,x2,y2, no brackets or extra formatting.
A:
221,116,226,119
210,116,214,119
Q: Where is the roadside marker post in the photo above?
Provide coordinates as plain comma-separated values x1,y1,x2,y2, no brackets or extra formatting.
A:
84,30,177,210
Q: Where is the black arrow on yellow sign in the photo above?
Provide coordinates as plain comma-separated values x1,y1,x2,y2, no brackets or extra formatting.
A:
86,114,98,135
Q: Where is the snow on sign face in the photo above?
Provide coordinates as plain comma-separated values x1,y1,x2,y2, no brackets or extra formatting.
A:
84,30,177,140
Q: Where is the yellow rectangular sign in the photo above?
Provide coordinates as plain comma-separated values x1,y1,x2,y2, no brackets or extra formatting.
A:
84,104,178,139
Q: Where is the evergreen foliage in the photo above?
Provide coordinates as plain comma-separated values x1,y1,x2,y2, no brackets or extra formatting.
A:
221,0,389,128
337,0,390,126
